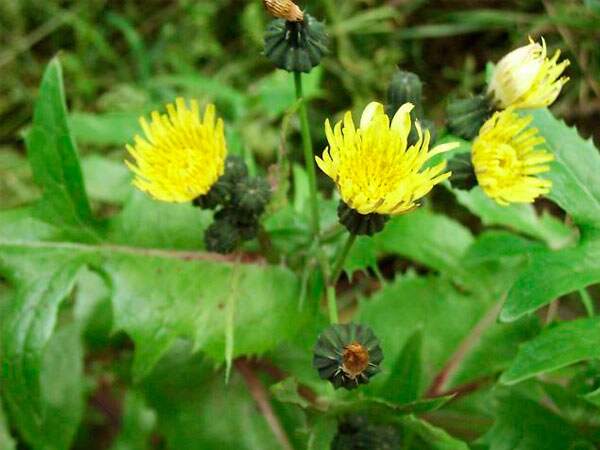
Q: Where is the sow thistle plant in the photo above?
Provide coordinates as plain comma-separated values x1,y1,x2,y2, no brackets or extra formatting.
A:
5,1,600,449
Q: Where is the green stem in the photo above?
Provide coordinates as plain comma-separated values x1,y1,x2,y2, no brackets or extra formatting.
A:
326,285,339,324
293,71,320,237
331,233,357,285
579,288,595,317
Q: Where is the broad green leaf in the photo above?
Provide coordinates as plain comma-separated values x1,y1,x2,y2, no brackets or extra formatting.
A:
0,245,88,450
463,231,545,263
24,58,96,241
479,391,591,450
374,208,474,281
380,328,422,404
0,398,16,450
358,275,487,391
500,238,600,321
453,187,574,249
401,415,469,450
501,318,600,385
107,191,212,250
141,346,286,450
0,207,60,242
307,416,336,450
69,111,142,147
110,391,157,450
530,108,600,231
81,155,132,205
256,68,322,118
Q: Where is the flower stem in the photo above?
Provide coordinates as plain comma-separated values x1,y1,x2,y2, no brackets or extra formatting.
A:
331,233,357,285
326,286,339,324
293,71,320,237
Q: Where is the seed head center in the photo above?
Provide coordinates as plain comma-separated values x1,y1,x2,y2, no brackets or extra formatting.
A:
342,342,370,377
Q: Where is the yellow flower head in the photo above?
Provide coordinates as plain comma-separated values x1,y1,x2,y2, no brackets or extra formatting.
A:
472,109,553,205
316,102,458,215
488,37,569,109
126,98,227,202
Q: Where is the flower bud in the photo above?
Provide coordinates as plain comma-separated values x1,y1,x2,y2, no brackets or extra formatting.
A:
234,177,272,214
264,14,328,73
337,201,389,236
193,155,248,209
446,94,493,140
385,69,424,119
204,220,241,254
488,38,569,109
447,153,477,191
313,323,383,390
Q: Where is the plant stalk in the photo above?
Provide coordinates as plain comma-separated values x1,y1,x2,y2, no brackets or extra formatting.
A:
293,71,320,237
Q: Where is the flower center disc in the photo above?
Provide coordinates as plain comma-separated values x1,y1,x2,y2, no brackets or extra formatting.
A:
342,342,370,377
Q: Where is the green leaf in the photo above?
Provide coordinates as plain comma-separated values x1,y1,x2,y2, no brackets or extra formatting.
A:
271,377,310,409
374,208,474,281
307,416,336,450
479,390,590,450
24,58,96,241
500,238,600,321
401,415,469,450
530,108,600,231
358,275,488,391
381,328,422,404
0,398,16,450
110,391,157,450
141,346,286,450
343,236,377,278
0,245,88,450
81,155,133,205
453,187,574,249
501,317,600,385
333,395,454,417
256,68,322,118
69,111,142,147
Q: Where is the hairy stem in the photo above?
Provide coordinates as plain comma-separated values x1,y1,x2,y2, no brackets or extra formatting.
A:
293,72,320,237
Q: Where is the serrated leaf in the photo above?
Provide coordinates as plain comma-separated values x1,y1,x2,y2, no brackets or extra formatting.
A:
501,317,600,385
500,238,600,321
24,58,96,241
530,108,600,231
453,187,574,249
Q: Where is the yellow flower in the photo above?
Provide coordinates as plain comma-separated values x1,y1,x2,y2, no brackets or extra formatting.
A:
472,109,553,205
126,98,227,202
488,37,569,109
316,102,458,215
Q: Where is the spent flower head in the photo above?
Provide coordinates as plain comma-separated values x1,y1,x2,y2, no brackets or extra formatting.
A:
126,98,226,202
488,37,569,109
316,102,458,215
472,109,554,205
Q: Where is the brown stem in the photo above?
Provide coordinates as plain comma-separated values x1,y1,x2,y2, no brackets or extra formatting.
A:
431,377,493,401
235,359,295,450
426,300,503,397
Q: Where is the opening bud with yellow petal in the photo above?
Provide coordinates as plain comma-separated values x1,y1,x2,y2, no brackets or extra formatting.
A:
472,109,554,205
488,37,569,109
263,0,303,22
126,98,227,203
316,102,459,234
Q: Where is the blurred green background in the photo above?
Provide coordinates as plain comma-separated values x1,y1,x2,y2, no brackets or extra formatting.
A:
2,0,599,211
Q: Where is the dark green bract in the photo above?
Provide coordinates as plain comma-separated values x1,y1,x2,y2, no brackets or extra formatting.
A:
447,152,477,191
264,14,329,73
338,201,389,236
447,94,493,140
313,323,383,390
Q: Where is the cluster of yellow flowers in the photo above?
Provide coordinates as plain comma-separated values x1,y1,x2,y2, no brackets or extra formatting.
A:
125,37,568,217
471,38,569,205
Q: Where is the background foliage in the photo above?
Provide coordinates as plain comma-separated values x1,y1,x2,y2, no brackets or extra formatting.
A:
2,0,600,449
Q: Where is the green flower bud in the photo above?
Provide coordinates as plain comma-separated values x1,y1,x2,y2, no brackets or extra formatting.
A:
215,207,260,242
204,220,241,254
447,152,477,191
332,416,402,450
194,155,249,209
385,69,424,119
313,323,383,390
264,14,329,73
447,94,493,140
234,177,272,214
338,201,389,236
